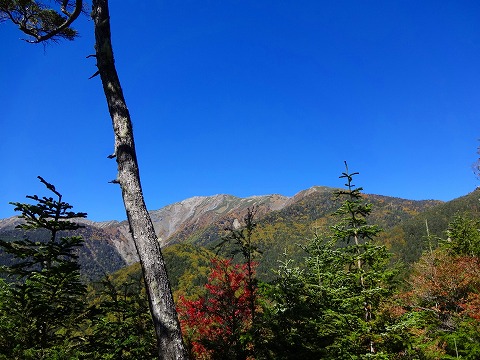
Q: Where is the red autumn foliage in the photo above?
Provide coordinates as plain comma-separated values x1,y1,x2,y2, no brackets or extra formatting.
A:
406,251,480,314
177,258,256,360
459,292,480,321
381,251,480,357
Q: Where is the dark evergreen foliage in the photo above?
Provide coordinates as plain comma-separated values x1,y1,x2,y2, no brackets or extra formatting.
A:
260,163,398,359
0,0,84,43
82,275,157,359
385,189,480,264
0,177,87,359
0,224,127,282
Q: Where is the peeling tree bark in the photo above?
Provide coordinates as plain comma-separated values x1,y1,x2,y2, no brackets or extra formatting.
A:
91,1,188,359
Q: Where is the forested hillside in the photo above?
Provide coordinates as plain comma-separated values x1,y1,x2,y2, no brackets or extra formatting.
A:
381,188,480,263
4,185,478,284
1,172,479,359
163,187,442,279
113,188,479,296
109,182,480,359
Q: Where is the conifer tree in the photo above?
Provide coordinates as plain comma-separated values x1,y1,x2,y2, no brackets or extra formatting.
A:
321,162,397,357
83,275,157,359
0,177,87,359
443,214,480,257
262,163,397,359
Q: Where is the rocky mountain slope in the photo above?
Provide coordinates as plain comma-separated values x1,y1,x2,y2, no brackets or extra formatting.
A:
102,192,292,263
3,185,467,281
0,217,126,281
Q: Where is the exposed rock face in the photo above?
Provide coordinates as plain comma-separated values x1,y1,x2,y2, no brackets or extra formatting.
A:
0,216,23,229
0,186,446,268
0,192,292,266
91,221,139,266
107,193,290,263
152,194,289,243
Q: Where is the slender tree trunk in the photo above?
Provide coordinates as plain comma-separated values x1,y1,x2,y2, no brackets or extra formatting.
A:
91,1,188,359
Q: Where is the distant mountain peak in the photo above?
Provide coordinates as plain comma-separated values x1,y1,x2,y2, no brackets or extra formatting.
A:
1,186,452,269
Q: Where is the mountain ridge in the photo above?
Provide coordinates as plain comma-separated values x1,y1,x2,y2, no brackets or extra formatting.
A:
0,185,455,279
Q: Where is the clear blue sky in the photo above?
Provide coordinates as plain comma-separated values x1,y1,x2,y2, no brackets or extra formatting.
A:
1,1,479,221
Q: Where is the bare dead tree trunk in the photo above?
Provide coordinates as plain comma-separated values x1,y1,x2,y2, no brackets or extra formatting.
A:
91,1,188,359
